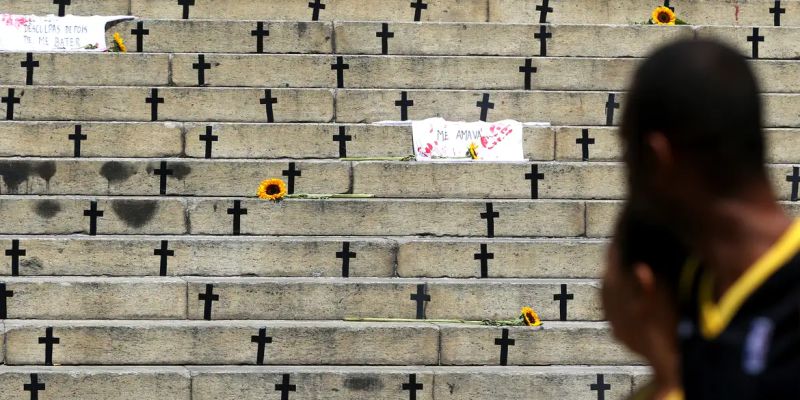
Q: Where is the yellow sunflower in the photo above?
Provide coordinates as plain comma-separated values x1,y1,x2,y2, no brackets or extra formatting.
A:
112,32,127,52
521,306,542,327
257,178,288,201
651,6,676,25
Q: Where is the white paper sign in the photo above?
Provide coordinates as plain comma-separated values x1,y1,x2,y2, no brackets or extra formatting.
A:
412,118,526,161
0,14,133,52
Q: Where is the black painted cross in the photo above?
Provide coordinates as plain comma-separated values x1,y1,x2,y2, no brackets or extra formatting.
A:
83,200,104,236
275,374,297,400
308,0,326,21
154,240,174,276
2,88,21,120
480,202,500,238
23,374,45,400
553,283,574,321
145,88,164,121
747,27,765,59
494,328,515,366
576,128,595,161
476,93,495,122
536,0,553,23
131,21,150,52
198,283,219,320
663,0,675,11
251,327,273,365
53,0,71,17
786,167,800,201
395,91,414,121
519,58,538,91
333,126,352,158
153,161,174,196
5,239,26,276
474,243,494,278
331,56,350,89
21,53,39,85
525,164,545,199
590,374,612,400
260,89,278,123
251,22,270,53
402,374,424,400
605,93,619,126
68,124,87,157
177,0,195,19
336,241,356,277
534,25,552,56
410,0,429,21
410,284,430,319
282,162,302,194
199,125,218,159
0,283,13,319
193,54,212,86
227,200,248,235
376,23,395,55
38,327,60,366
770,1,786,26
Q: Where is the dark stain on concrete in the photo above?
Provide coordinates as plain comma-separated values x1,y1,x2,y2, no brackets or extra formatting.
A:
19,256,43,272
0,161,31,192
34,199,61,219
170,163,192,179
100,161,136,183
112,200,159,228
343,376,384,391
34,161,56,182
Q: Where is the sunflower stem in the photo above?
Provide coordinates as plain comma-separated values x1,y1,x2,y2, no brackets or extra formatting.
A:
285,194,375,199
340,156,414,161
344,317,525,326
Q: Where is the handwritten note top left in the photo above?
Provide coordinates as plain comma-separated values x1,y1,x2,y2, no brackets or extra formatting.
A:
0,14,133,52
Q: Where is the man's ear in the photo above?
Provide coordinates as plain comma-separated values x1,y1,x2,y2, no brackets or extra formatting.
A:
632,262,657,297
647,131,674,171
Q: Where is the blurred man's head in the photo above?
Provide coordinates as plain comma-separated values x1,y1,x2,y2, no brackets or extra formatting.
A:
621,40,767,229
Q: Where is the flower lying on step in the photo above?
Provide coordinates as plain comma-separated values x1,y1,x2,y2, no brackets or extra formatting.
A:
109,32,127,52
647,6,688,25
345,306,543,329
257,178,288,201
467,142,479,160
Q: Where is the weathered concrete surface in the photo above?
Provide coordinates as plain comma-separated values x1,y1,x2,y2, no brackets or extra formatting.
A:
114,20,333,53
0,197,186,234
3,320,439,365
0,53,168,86
188,199,585,237
0,159,349,196
397,238,606,278
0,122,182,158
0,366,191,400
0,277,186,319
353,161,625,199
0,87,334,122
184,278,602,321
440,322,642,365
0,237,396,277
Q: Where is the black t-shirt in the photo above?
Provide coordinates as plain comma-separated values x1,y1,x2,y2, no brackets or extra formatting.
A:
678,222,800,399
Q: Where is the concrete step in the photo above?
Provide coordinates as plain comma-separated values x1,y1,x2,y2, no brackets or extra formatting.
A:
0,277,185,319
0,236,604,279
0,366,190,400
0,86,334,122
0,277,601,321
4,122,800,164
491,0,800,27
0,320,633,366
181,277,602,321
0,158,350,196
0,365,649,400
189,365,647,400
5,53,800,92
5,87,800,127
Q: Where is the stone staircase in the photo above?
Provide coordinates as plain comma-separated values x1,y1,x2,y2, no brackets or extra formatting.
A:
0,0,798,399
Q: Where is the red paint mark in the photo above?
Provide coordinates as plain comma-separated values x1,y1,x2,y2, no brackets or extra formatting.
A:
1,14,29,28
735,5,740,22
